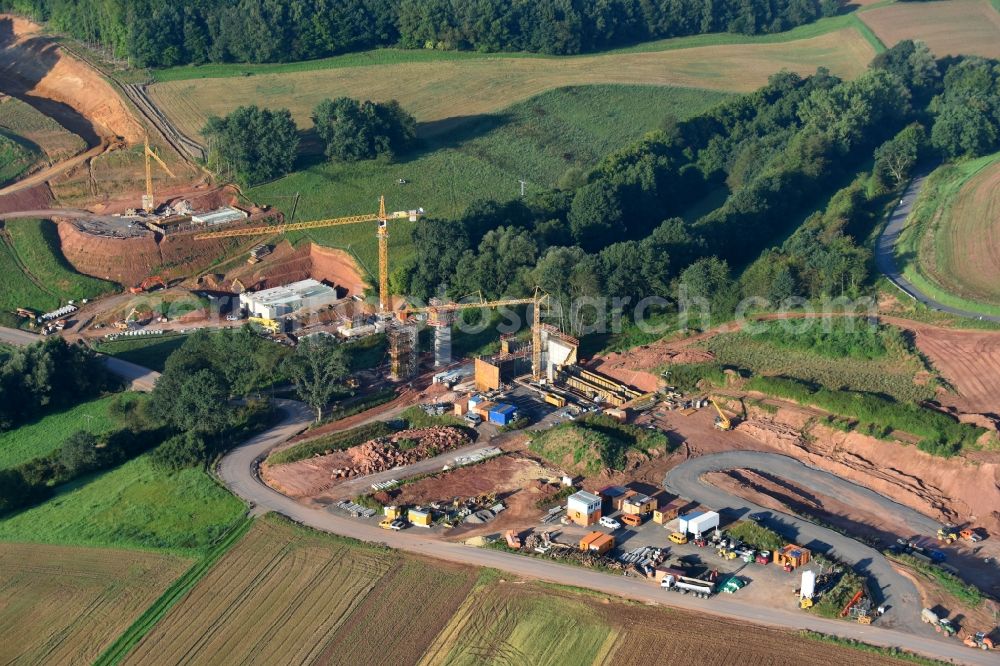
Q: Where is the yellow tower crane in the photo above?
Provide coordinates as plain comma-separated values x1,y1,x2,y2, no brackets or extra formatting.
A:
193,196,423,313
394,289,549,379
142,137,176,213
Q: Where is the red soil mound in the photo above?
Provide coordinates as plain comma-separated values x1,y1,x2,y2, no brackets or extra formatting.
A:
58,220,249,286
227,242,367,296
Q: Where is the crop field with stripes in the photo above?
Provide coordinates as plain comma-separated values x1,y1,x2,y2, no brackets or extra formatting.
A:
0,542,189,665
121,516,476,665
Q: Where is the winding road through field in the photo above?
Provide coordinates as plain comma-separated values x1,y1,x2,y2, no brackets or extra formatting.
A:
218,401,992,665
876,172,1000,322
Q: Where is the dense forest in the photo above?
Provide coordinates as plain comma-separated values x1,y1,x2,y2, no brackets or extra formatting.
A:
1,0,835,67
390,43,1000,334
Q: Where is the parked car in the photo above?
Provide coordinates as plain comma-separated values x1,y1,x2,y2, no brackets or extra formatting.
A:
390,520,406,531
669,532,689,545
379,519,393,530
599,517,621,530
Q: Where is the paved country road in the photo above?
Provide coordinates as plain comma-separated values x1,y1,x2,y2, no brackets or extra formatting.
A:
0,326,160,391
220,401,991,665
876,173,1000,322
664,451,930,634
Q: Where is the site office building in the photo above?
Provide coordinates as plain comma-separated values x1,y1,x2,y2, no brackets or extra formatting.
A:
566,490,602,526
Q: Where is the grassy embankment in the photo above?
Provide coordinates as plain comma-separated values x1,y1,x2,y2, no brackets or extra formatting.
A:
245,85,731,273
895,153,1000,317
0,219,116,318
529,413,671,476
0,394,132,470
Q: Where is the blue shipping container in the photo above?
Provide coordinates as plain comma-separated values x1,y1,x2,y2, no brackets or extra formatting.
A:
488,404,517,425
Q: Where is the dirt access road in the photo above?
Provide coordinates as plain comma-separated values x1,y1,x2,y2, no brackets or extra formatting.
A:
664,451,931,634
219,401,991,665
0,326,160,391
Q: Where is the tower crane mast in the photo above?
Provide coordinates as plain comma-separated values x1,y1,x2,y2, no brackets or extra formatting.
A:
193,196,424,312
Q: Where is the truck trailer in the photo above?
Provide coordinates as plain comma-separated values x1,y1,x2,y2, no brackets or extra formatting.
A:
660,573,714,598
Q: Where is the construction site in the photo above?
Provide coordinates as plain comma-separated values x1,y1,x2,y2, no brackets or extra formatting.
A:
1,12,999,663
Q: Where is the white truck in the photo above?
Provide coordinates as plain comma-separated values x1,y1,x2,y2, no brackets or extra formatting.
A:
660,572,715,598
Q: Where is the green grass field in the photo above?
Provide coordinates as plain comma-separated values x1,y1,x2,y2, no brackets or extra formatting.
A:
92,334,191,373
703,320,936,402
249,85,729,269
0,453,245,556
0,394,133,470
896,154,1000,317
0,219,116,314
0,132,40,186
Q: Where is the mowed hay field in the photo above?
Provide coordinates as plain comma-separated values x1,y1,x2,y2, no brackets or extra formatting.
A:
422,580,910,666
861,0,1000,59
927,157,1000,304
122,516,919,666
122,516,477,665
0,542,189,665
149,28,874,143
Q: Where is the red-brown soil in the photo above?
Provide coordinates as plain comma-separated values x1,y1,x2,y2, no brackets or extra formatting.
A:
0,16,143,143
263,426,470,498
898,320,1000,415
225,241,367,296
709,469,1000,626
0,183,53,214
57,219,251,285
385,454,562,538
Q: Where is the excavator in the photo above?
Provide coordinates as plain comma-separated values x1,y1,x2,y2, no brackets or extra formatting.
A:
129,275,167,295
711,397,732,431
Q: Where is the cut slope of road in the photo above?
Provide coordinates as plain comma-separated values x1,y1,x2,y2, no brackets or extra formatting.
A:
663,451,926,632
217,401,990,665
0,15,142,145
149,28,874,143
876,172,1000,322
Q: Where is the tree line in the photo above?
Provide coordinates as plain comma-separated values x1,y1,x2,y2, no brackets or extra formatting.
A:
203,97,416,185
392,44,1000,333
2,0,835,68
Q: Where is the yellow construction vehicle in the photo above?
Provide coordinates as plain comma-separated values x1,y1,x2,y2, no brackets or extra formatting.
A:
711,397,732,431
194,196,424,312
142,136,176,213
248,316,280,333
937,526,959,544
800,598,814,609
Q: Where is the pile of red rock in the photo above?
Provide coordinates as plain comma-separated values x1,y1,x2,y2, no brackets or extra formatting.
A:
329,427,469,478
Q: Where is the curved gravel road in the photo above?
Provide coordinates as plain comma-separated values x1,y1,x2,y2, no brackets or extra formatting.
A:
218,402,992,665
664,451,927,633
876,173,1000,322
